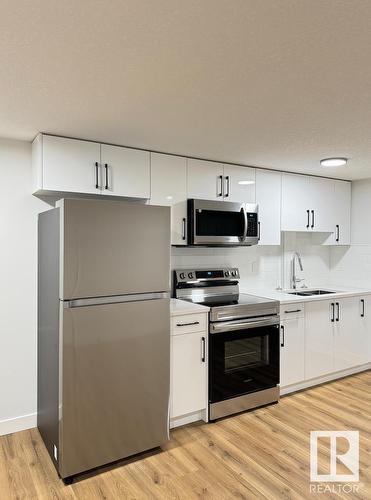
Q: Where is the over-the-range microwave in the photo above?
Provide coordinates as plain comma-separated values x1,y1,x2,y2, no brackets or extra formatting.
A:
187,199,259,246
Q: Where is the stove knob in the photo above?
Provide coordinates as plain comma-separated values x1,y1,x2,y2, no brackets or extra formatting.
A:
188,272,194,279
231,270,237,277
224,270,230,277
179,272,185,280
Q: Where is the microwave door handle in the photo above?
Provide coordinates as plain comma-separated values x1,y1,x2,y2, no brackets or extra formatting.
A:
241,206,248,241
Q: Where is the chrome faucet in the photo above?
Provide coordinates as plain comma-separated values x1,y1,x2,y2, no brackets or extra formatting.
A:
291,252,304,289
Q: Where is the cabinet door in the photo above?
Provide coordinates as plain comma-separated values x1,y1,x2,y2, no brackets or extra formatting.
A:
359,295,371,364
223,165,256,203
305,300,334,379
281,173,311,231
334,297,370,370
336,181,351,245
101,144,150,198
310,177,334,232
42,135,101,194
171,332,207,418
150,153,187,245
187,159,224,200
255,169,281,245
280,317,305,387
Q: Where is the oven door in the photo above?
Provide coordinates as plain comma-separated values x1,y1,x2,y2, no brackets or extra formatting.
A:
188,199,258,246
209,317,280,403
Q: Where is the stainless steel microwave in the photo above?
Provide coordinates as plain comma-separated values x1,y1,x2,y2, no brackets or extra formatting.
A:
187,199,259,246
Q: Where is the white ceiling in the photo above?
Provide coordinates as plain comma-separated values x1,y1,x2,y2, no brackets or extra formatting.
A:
1,0,371,180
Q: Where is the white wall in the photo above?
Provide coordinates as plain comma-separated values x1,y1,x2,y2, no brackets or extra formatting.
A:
172,233,331,293
0,138,49,435
330,179,371,289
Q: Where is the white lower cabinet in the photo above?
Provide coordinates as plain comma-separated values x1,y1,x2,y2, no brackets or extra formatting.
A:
170,312,208,427
280,307,305,387
305,300,334,379
305,296,371,381
334,296,371,370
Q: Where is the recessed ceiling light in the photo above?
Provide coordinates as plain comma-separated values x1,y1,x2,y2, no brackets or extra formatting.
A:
320,157,348,167
238,180,255,185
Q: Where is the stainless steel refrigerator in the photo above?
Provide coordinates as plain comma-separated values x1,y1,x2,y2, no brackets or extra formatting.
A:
37,198,171,481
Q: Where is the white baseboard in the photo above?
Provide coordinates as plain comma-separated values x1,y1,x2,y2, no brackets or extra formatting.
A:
280,364,371,396
0,412,37,437
170,409,207,429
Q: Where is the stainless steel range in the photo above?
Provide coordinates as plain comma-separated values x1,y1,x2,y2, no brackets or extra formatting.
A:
174,268,280,420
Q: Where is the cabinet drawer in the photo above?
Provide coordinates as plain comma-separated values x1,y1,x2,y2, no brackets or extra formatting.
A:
171,313,208,335
280,304,304,320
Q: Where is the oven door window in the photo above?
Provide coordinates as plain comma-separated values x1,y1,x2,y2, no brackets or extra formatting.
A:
209,325,279,403
224,336,268,372
196,209,244,237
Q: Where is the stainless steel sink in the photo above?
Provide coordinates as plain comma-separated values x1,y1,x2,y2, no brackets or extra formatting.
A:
287,289,336,296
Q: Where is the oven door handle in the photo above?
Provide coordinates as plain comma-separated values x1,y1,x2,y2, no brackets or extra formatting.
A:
210,316,279,334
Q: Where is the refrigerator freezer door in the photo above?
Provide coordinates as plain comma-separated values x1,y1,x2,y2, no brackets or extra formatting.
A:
61,199,170,300
59,298,170,478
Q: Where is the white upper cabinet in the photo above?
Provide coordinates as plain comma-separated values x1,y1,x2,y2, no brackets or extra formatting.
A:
255,169,281,245
33,134,101,195
187,159,255,203
323,180,351,245
32,134,150,199
222,165,256,203
281,173,311,231
281,173,349,238
187,159,224,200
310,176,334,232
100,144,150,198
150,153,187,245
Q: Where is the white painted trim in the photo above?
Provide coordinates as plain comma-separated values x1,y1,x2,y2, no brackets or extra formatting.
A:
280,364,371,396
0,412,37,437
170,409,207,429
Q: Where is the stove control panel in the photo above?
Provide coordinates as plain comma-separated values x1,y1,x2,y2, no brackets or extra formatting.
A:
175,268,240,283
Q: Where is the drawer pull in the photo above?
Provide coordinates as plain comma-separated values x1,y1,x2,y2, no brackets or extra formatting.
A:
176,321,200,327
284,309,302,314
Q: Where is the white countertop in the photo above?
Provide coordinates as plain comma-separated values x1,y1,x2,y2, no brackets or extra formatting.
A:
240,286,371,305
170,298,210,316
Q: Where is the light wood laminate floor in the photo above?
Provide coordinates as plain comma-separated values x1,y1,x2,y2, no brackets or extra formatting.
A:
1,370,370,499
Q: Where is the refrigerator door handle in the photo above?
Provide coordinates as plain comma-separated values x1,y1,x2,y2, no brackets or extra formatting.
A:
64,292,170,308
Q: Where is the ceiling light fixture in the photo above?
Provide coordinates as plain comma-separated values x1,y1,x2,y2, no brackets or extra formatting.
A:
320,157,348,167
238,180,255,185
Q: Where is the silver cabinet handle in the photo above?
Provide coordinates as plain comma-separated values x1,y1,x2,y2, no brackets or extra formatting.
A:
201,336,206,362
218,175,223,197
182,218,186,241
224,176,230,197
280,324,285,347
176,321,200,327
336,302,340,322
284,309,302,314
331,302,335,322
95,162,100,189
335,224,340,243
306,210,310,229
361,299,365,318
311,210,315,229
258,221,261,241
104,163,109,190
